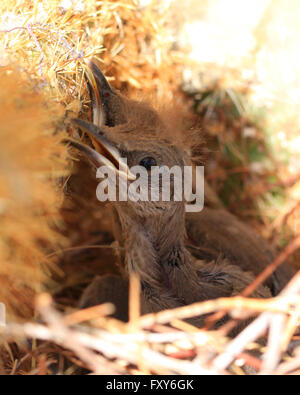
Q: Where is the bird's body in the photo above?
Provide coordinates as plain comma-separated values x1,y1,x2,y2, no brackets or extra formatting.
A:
72,60,295,328
186,208,296,296
79,203,272,329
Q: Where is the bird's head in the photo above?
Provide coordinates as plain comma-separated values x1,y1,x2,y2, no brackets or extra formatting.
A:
70,60,201,221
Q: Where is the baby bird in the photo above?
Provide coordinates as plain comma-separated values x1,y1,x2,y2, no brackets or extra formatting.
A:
70,60,295,328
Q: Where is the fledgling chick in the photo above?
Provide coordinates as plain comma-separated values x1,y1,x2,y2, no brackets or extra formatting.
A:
69,60,295,328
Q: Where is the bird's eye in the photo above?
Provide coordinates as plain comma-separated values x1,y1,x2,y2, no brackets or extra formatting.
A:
139,156,157,170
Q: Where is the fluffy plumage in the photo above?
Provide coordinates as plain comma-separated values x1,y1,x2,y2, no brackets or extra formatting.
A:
72,61,294,329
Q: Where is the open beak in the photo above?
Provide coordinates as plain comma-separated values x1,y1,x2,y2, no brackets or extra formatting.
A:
69,118,135,181
68,58,135,181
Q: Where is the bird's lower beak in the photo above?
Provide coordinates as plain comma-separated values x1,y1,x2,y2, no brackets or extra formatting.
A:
69,118,136,181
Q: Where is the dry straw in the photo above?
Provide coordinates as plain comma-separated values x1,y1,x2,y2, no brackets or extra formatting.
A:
0,68,69,321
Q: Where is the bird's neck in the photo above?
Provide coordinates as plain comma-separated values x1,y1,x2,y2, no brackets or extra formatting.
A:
113,205,194,289
143,206,187,262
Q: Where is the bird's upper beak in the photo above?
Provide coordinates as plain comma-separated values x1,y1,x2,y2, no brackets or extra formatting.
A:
68,60,135,181
84,58,115,127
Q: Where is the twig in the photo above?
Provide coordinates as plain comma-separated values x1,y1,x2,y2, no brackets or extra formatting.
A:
211,272,300,372
242,236,300,297
211,313,269,372
135,295,296,328
205,236,300,330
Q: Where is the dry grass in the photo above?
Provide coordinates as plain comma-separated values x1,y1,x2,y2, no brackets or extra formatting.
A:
0,69,69,321
0,0,181,101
